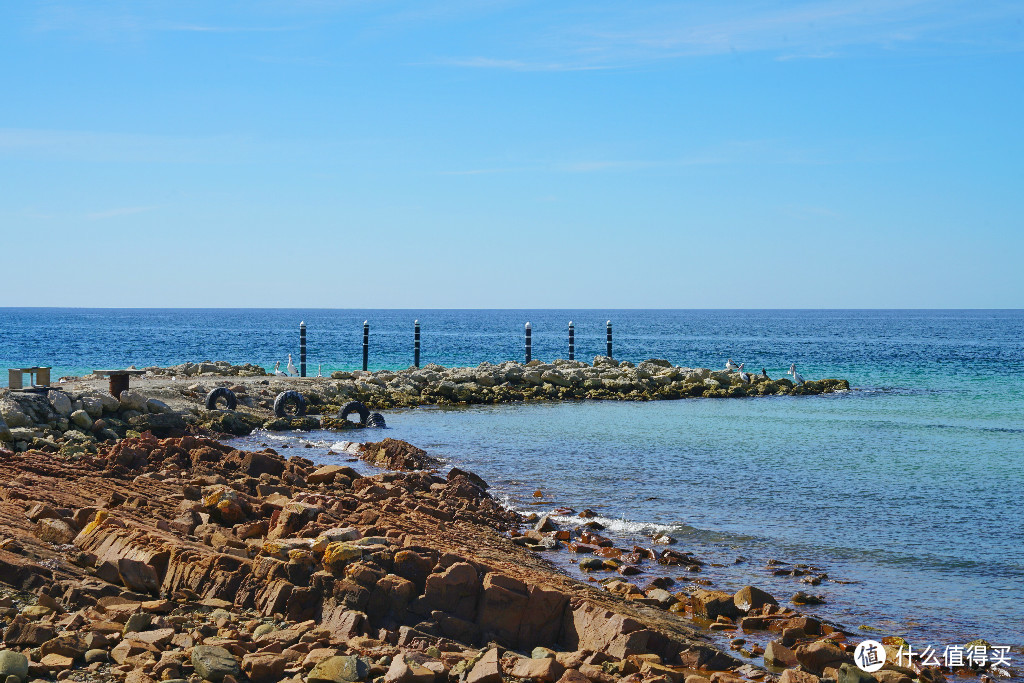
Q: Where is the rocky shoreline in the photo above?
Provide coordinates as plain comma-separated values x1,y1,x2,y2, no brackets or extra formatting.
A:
1,431,996,683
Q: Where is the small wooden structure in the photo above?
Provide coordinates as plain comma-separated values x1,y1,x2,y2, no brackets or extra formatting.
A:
7,367,51,390
93,369,146,397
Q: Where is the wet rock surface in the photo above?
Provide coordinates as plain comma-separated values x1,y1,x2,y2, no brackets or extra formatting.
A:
0,434,745,683
0,431,1004,683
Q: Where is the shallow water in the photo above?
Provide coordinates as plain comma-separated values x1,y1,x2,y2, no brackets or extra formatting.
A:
232,389,1024,654
6,308,1024,656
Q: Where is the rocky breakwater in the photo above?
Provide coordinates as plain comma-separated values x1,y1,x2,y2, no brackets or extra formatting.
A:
0,388,185,455
319,358,850,410
0,435,749,683
117,362,268,379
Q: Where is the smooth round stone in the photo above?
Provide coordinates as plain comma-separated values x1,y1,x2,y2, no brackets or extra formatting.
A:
0,649,29,682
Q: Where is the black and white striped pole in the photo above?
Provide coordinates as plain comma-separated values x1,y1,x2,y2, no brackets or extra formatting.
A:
414,319,421,368
525,322,532,364
362,320,369,372
568,321,575,361
299,321,307,377
606,320,613,359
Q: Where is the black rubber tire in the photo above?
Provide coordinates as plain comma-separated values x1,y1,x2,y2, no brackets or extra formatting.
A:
366,412,387,428
205,387,237,411
274,390,307,418
339,400,370,424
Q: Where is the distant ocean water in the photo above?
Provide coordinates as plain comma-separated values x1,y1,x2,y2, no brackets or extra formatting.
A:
4,308,1023,653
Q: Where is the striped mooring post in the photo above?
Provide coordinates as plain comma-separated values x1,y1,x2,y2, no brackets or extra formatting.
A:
362,321,369,372
414,320,421,368
606,320,613,358
525,322,532,364
299,321,307,377
568,321,575,361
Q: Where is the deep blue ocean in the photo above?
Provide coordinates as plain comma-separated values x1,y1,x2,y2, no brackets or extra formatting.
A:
3,309,1023,654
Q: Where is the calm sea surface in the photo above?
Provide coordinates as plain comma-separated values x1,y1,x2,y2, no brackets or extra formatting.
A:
3,309,1023,652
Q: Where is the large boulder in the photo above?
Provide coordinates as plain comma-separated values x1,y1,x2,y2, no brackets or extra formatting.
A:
309,655,371,683
128,413,187,438
734,586,778,613
191,645,240,682
70,410,93,431
47,391,72,417
0,399,31,428
0,650,29,681
118,391,148,413
358,439,440,471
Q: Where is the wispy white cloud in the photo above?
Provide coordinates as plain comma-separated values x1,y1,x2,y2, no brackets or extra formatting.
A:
0,128,260,164
87,205,159,220
30,3,298,39
434,0,1024,70
429,56,613,72
440,140,841,176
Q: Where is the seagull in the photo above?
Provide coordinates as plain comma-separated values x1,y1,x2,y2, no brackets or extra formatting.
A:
316,364,322,378
725,359,738,371
788,363,805,385
737,363,750,383
273,361,287,377
287,354,299,377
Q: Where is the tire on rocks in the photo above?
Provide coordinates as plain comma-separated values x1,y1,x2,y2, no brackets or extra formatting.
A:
339,400,370,425
274,390,307,418
205,387,237,410
366,412,387,428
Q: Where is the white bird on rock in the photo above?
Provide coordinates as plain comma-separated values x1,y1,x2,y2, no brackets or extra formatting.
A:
788,363,805,385
317,364,322,378
737,363,750,383
287,354,298,377
725,359,738,371
273,361,287,377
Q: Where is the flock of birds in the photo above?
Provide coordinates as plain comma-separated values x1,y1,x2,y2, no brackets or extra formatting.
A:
725,359,805,385
273,354,322,378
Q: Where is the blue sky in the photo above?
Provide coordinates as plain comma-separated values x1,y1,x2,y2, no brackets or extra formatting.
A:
1,1,1021,308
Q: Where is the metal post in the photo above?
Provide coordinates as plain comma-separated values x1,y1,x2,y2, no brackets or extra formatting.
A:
525,322,532,364
362,321,369,372
414,320,421,368
606,320,613,359
299,321,307,377
568,321,575,361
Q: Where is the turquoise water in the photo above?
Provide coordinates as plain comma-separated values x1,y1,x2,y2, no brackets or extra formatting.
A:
4,308,1023,653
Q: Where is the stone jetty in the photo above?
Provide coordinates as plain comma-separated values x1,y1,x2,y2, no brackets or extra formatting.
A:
0,435,968,683
1,359,849,452
145,358,850,407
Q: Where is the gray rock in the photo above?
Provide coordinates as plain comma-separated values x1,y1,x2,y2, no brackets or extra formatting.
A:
191,645,240,681
70,410,93,430
252,623,276,638
146,398,170,413
48,391,72,417
122,612,152,635
80,396,104,419
84,649,108,664
0,400,31,428
128,412,187,438
97,393,120,413
0,417,10,443
118,390,148,413
309,655,372,683
0,650,29,682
